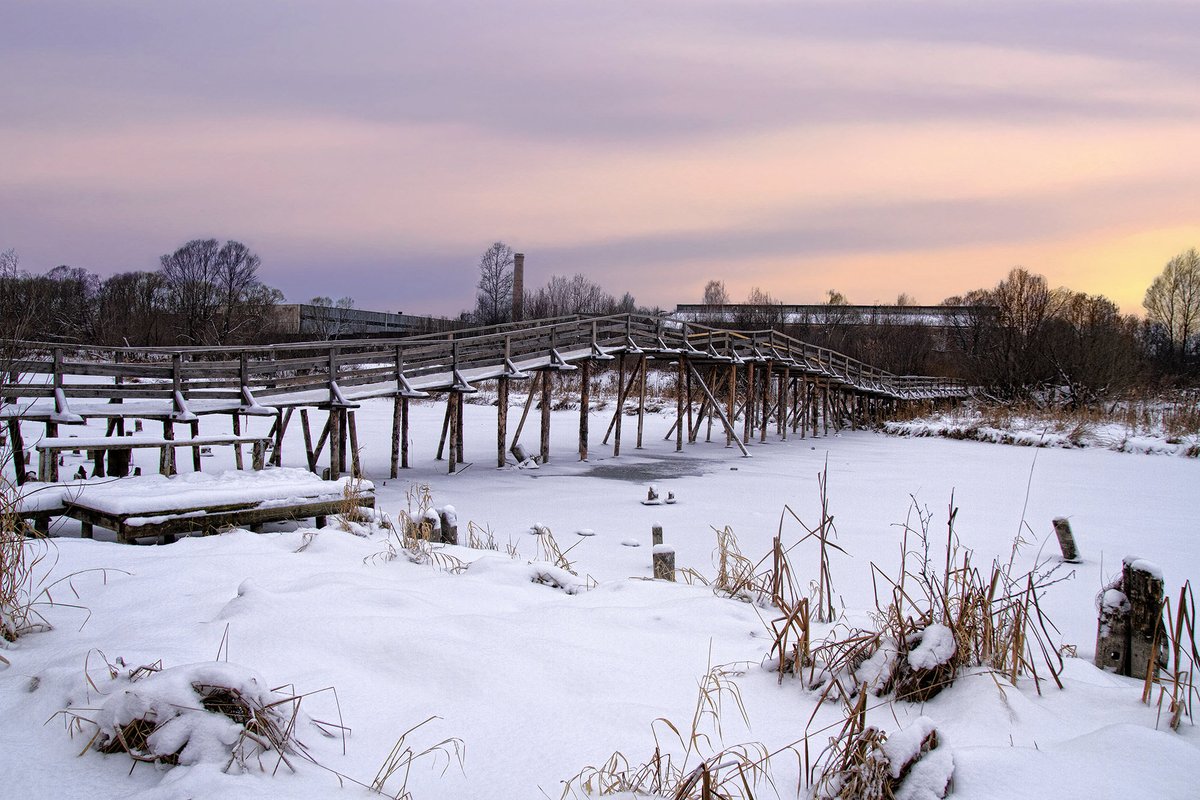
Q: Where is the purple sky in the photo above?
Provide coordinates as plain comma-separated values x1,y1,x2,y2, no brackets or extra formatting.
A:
3,1,1198,316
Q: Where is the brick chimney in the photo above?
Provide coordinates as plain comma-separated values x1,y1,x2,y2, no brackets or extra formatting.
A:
512,252,524,322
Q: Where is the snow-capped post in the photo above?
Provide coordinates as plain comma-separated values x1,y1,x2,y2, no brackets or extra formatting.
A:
1094,556,1166,679
652,523,663,546
438,506,458,545
421,508,442,542
1125,558,1165,680
653,544,675,581
1051,517,1080,563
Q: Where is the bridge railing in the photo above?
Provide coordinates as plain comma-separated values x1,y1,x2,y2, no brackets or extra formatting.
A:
1,313,969,410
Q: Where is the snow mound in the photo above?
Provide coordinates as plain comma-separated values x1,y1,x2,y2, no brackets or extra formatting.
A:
76,662,301,770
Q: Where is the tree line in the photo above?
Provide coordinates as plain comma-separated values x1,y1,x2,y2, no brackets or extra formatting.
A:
0,240,284,348
694,249,1200,404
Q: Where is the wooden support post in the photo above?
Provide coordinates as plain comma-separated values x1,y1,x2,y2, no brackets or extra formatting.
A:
685,363,694,444
447,392,459,474
726,362,736,448
456,390,465,460
301,408,315,472
652,524,663,546
190,419,202,471
338,409,349,474
232,413,244,470
497,376,509,468
579,360,590,461
822,382,830,435
613,354,626,456
160,420,176,476
436,397,452,461
636,354,647,449
743,361,755,445
273,407,291,467
779,368,788,439
540,370,552,464
44,421,59,481
1052,517,1080,563
401,397,410,470
760,362,771,444
348,410,362,478
391,393,405,474
675,357,685,452
328,408,341,480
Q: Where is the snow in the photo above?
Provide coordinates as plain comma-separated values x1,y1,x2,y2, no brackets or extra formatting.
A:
1124,556,1164,580
59,468,369,515
3,397,1199,798
907,624,957,670
881,717,953,800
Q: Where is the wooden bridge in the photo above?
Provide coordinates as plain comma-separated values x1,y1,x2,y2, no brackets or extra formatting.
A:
2,314,968,482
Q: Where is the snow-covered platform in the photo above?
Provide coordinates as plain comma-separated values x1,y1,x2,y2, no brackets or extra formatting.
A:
57,468,374,544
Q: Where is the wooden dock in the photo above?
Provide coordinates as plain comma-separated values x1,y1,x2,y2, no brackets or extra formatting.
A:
1,313,969,481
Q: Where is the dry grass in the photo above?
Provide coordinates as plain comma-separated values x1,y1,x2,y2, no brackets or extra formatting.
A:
1144,580,1200,731
335,476,376,529
59,654,349,776
371,716,465,800
560,662,789,800
369,484,465,573
530,523,581,574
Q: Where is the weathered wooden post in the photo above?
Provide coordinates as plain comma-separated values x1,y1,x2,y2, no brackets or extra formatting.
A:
579,359,590,461
540,370,552,464
1051,517,1081,563
653,544,676,581
1125,558,1165,680
438,506,458,545
675,356,685,452
497,375,509,468
1094,556,1166,679
652,523,663,546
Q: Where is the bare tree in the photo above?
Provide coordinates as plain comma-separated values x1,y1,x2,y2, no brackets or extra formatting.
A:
702,279,729,306
525,273,631,318
475,242,514,325
735,286,784,329
159,238,277,345
1143,248,1200,369
97,271,168,346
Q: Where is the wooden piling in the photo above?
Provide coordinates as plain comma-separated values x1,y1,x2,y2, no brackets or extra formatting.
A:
653,545,676,581
1052,518,1081,563
675,357,685,452
540,370,552,464
497,376,509,468
328,408,341,480
391,395,403,478
636,354,647,449
579,360,590,461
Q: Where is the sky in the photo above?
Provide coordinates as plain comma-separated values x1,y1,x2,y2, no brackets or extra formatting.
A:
2,1,1198,317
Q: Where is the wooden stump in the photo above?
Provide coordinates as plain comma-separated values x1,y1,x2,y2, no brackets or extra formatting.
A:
1124,558,1166,680
653,545,675,581
1052,517,1080,563
438,506,459,545
652,523,663,546
1093,557,1166,679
